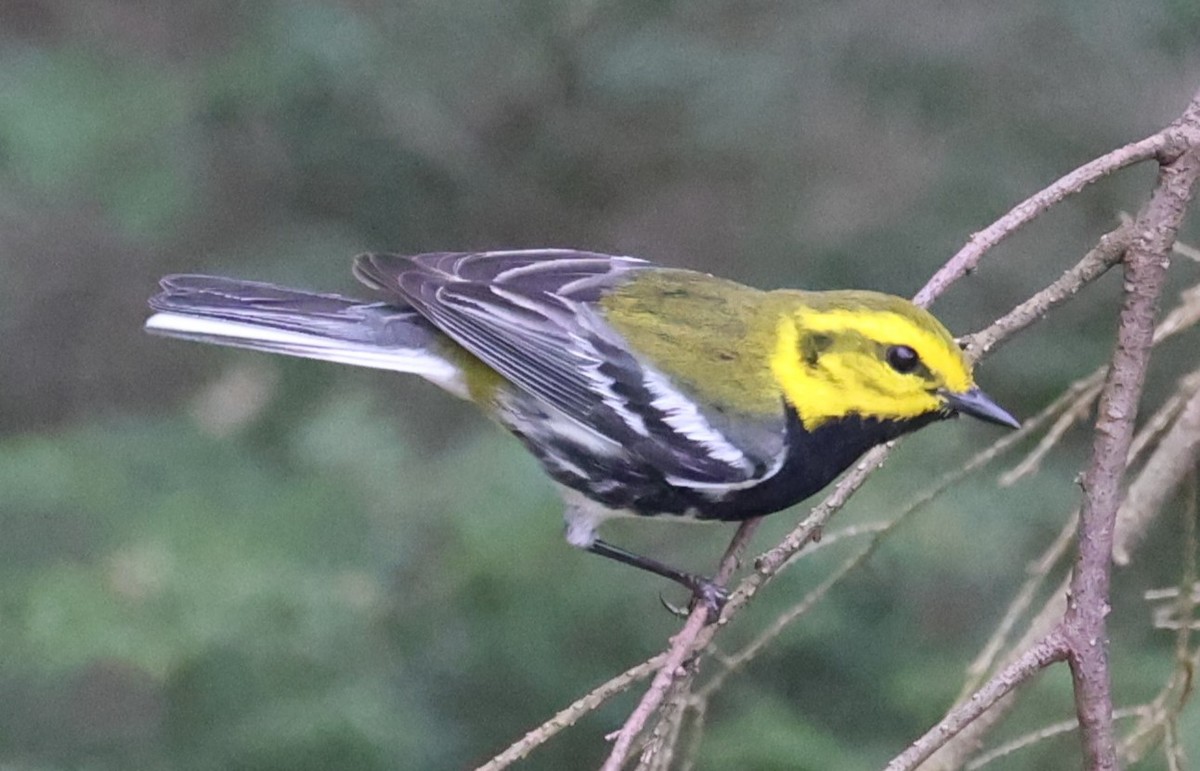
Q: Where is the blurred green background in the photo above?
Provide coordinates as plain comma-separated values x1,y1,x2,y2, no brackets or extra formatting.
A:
2,2,1199,769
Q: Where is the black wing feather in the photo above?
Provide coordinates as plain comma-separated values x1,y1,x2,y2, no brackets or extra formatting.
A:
354,250,771,484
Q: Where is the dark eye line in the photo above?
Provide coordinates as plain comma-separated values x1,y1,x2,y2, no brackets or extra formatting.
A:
798,332,834,367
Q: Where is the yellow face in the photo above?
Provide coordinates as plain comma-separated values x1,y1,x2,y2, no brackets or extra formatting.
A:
769,294,975,430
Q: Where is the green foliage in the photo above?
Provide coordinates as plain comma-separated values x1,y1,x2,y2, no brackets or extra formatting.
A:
4,401,1194,767
0,48,193,238
0,398,676,769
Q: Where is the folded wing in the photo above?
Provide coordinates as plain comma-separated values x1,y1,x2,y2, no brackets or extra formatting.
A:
354,250,787,488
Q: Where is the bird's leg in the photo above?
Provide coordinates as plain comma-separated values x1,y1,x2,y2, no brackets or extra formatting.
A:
585,539,727,621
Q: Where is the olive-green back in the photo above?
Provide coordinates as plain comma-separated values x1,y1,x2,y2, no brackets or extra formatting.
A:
599,270,787,416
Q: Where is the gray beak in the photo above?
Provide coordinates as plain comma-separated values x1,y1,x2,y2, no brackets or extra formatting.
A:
942,387,1020,429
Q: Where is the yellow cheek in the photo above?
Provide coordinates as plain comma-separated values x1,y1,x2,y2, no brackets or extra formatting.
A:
771,320,944,429
791,307,974,394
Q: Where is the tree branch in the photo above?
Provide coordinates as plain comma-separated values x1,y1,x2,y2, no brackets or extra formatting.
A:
885,90,1200,771
920,353,1200,769
599,519,760,770
961,222,1133,359
883,634,1070,771
481,86,1200,771
475,655,667,770
913,97,1198,308
1064,137,1200,769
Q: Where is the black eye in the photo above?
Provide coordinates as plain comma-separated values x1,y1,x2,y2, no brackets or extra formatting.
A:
886,345,920,374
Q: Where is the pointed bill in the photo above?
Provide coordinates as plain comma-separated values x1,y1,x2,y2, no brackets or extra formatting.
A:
942,387,1020,429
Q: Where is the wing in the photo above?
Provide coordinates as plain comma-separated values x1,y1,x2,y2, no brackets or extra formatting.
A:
356,250,643,423
353,250,786,487
355,249,787,482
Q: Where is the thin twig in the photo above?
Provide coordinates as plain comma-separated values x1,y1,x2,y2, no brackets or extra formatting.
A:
1153,283,1200,343
1164,718,1184,771
777,519,891,570
959,509,1079,699
913,108,1196,307
1119,473,1199,765
636,679,690,771
475,655,668,771
1126,375,1192,462
605,102,1200,769
677,697,707,771
1174,239,1200,262
884,634,1070,771
599,520,759,770
923,368,1200,769
1175,476,1197,667
965,707,1147,770
892,87,1200,763
962,221,1133,358
601,612,707,771
488,87,1200,771
999,375,1104,486
1113,374,1200,564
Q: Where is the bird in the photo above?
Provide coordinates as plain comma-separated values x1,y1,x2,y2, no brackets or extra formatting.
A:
145,249,1019,615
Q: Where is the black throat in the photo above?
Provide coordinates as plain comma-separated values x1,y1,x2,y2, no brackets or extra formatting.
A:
696,406,943,522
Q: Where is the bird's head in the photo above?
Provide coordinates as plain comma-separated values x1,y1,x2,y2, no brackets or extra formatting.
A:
770,290,1019,431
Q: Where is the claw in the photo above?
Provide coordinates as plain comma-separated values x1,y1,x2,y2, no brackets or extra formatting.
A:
659,593,691,618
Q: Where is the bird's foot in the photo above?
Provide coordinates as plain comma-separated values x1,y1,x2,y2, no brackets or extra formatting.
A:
660,578,728,623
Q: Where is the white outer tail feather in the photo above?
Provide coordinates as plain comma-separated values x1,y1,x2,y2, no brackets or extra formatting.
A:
146,312,467,397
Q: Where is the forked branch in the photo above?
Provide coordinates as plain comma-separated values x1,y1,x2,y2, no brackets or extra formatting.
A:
480,86,1200,771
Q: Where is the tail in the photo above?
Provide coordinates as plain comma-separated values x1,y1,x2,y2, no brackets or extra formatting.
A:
146,275,464,390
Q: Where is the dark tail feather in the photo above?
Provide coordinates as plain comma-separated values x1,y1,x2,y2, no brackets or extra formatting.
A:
145,275,461,384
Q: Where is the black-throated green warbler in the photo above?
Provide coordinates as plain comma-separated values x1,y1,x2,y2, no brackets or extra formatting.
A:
146,250,1018,612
